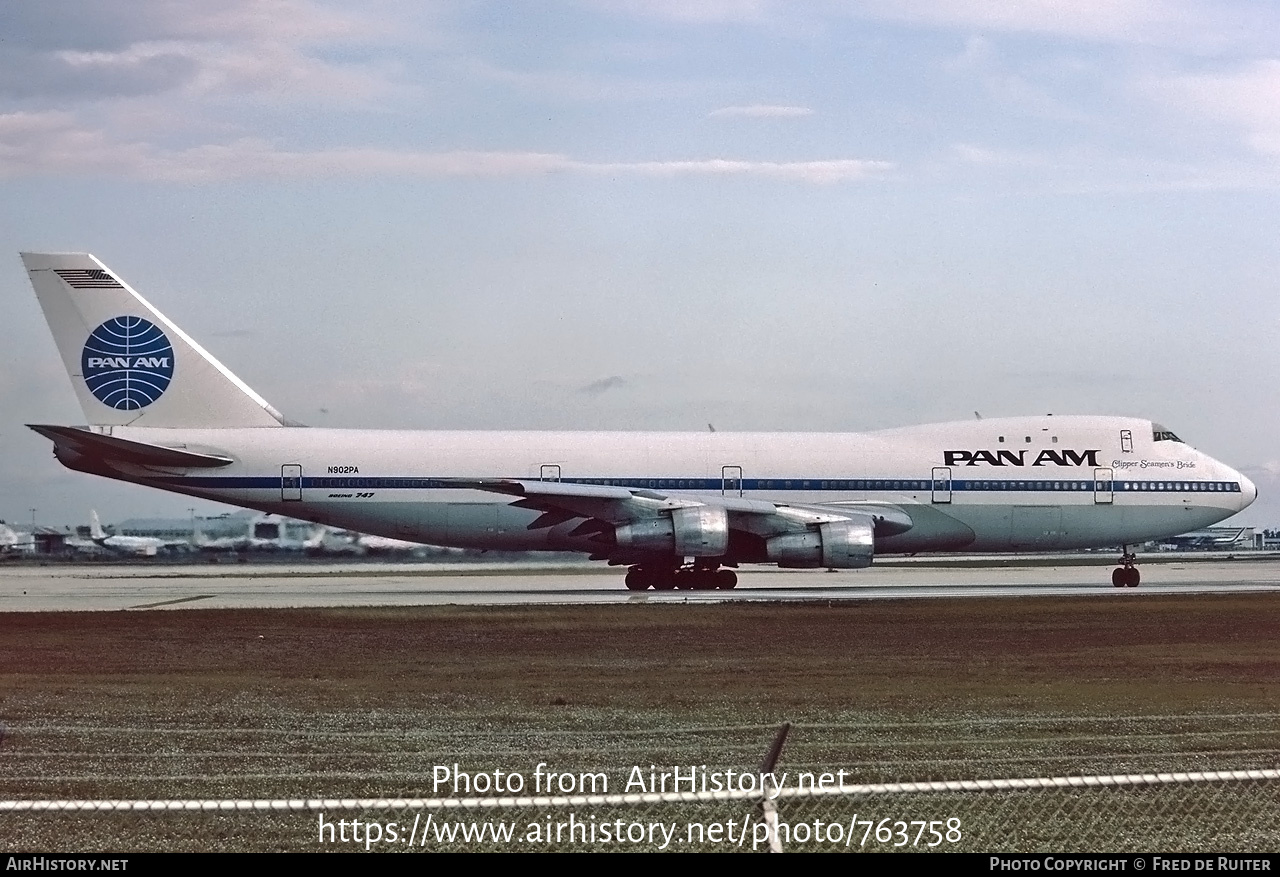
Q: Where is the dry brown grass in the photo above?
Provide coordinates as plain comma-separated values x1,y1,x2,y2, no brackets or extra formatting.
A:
7,594,1280,709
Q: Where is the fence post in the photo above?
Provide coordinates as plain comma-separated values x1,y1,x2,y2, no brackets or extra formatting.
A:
758,722,791,853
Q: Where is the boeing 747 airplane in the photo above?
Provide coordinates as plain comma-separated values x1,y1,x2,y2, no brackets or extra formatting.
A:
19,253,1256,589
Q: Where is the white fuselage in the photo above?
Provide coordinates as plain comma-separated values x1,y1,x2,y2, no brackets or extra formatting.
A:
85,414,1254,558
95,534,164,556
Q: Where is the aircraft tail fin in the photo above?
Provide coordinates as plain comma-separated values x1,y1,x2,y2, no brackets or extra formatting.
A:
20,253,285,428
89,510,106,541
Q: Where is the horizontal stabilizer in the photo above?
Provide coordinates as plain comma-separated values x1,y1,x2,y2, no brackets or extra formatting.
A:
28,424,234,469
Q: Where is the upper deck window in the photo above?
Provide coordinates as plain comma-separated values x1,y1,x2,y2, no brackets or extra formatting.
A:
1152,423,1183,443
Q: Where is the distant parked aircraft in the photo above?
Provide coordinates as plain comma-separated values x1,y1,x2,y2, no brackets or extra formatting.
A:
88,510,186,556
0,522,19,555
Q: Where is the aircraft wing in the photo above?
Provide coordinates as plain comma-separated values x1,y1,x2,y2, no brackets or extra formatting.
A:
454,478,913,539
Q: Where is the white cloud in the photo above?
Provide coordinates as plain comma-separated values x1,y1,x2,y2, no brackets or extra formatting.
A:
462,57,702,103
25,40,388,104
940,31,1099,126
581,158,889,183
1150,60,1280,157
841,0,1252,51
708,104,814,118
585,0,1275,51
864,0,1172,40
951,143,1048,167
0,112,556,180
0,111,890,184
580,0,773,24
184,43,391,101
1,0,390,102
8,0,372,51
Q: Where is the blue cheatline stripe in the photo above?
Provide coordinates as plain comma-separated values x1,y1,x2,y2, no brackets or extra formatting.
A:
150,475,1242,493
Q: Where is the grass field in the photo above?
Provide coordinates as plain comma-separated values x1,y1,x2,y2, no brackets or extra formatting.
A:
3,593,1279,851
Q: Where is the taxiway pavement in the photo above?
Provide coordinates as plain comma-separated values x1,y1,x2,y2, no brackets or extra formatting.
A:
4,557,1280,612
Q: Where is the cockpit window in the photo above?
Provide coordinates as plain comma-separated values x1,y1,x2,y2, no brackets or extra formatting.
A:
1152,423,1183,443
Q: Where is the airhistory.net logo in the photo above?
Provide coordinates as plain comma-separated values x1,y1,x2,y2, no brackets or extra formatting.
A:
81,316,175,410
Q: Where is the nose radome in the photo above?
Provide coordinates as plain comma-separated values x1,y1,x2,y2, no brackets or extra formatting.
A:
1238,472,1258,509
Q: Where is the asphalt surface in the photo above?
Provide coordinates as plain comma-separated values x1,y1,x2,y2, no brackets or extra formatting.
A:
5,556,1280,611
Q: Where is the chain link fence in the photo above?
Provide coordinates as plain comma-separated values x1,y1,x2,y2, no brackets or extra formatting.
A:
5,710,1280,853
4,769,1280,852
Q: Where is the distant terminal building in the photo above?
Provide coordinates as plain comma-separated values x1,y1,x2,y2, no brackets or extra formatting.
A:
115,511,322,549
114,518,204,540
115,512,255,541
0,524,70,554
30,526,70,554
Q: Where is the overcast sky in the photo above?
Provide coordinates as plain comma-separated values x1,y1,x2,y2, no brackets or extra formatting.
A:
2,1,1279,528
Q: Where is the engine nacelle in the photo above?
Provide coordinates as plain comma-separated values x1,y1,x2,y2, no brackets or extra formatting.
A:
613,506,729,557
766,519,874,569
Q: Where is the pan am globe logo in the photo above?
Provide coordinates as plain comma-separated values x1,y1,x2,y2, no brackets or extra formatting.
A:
81,316,175,410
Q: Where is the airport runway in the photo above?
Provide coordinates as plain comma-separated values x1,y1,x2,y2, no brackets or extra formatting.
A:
5,557,1280,611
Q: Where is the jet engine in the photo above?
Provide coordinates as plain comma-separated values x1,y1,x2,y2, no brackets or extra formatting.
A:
766,518,874,569
614,506,729,557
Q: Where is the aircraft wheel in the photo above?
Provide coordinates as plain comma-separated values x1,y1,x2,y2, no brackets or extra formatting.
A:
653,572,677,591
1126,568,1141,587
1112,568,1126,588
715,570,738,590
690,570,717,590
624,568,651,591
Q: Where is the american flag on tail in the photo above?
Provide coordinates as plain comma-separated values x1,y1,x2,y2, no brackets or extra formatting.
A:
54,269,123,289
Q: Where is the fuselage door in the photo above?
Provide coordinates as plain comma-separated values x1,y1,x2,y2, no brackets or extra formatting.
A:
281,464,303,502
1094,467,1114,504
722,465,743,497
931,467,952,504
540,464,561,482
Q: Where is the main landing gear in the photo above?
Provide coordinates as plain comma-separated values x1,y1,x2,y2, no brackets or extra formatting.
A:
1112,547,1140,588
624,563,738,591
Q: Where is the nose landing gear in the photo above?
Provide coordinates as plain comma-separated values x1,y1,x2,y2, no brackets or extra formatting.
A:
1112,548,1140,587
